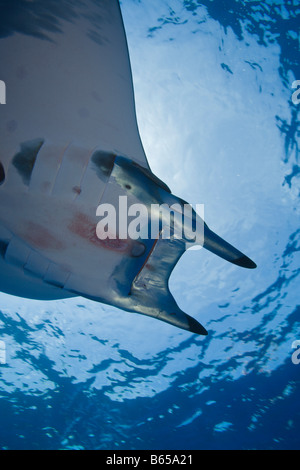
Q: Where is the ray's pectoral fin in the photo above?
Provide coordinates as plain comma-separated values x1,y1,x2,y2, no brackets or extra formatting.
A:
127,235,208,336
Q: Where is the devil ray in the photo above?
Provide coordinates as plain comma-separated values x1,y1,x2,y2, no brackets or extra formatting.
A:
0,0,256,336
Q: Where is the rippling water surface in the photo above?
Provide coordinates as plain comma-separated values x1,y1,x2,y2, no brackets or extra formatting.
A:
0,0,299,450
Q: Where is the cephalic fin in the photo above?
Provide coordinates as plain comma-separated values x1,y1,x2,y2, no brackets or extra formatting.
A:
166,196,256,270
157,308,208,336
130,282,208,336
128,234,208,336
203,224,257,269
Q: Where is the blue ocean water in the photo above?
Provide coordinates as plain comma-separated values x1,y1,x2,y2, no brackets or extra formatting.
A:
0,0,299,450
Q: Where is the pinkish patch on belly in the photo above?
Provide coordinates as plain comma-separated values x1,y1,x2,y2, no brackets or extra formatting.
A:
69,212,129,253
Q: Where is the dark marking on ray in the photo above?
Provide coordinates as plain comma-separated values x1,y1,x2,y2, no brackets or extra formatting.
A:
0,240,9,258
131,242,146,258
72,185,81,195
232,255,257,269
46,279,65,289
91,150,115,181
0,161,5,185
12,138,44,185
187,315,208,335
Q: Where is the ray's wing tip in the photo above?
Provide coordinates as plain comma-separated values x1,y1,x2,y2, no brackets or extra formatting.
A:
187,316,208,336
232,255,257,269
